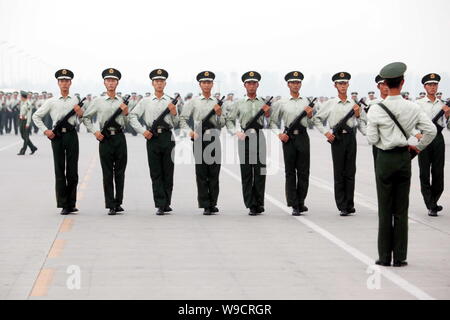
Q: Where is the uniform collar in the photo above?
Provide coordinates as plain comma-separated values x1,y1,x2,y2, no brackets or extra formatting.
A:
385,95,403,101
200,94,214,101
289,95,304,101
58,94,73,100
245,95,261,102
424,96,439,104
337,97,352,104
151,93,168,101
104,94,119,101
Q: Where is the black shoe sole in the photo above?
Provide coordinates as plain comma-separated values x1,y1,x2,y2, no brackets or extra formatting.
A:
393,262,408,267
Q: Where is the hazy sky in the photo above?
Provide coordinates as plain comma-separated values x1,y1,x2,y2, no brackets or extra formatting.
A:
1,0,449,97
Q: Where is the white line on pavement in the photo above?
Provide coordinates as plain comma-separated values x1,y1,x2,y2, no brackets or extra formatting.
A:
0,141,21,152
221,166,435,300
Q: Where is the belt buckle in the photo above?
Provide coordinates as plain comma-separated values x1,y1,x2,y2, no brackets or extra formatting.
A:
342,130,348,134
293,130,299,135
157,128,163,134
62,128,67,133
110,130,116,136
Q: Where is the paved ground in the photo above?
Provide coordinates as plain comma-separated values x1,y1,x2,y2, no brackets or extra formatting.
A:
0,128,449,300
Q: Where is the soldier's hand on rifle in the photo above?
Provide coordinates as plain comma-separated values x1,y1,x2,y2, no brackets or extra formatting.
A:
44,130,55,140
143,130,153,140
443,105,450,118
214,104,222,116
415,133,423,141
120,104,129,116
305,106,314,118
262,105,271,117
278,133,289,142
353,104,361,118
236,131,246,141
74,105,84,117
190,131,199,140
168,103,177,115
325,131,335,142
94,131,104,141
408,145,420,155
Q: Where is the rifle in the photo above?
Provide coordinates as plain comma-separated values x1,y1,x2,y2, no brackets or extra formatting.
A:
328,99,364,144
191,96,225,141
147,94,180,137
242,96,274,132
358,99,370,113
50,97,86,139
283,97,317,141
99,94,131,140
432,99,450,134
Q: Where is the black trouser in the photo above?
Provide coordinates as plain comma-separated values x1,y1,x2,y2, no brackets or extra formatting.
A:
31,109,39,133
12,110,19,134
418,132,445,210
51,130,79,209
193,131,221,209
99,133,128,209
376,147,411,263
0,110,5,134
238,130,267,209
19,119,37,153
146,130,175,208
5,111,12,133
282,130,310,208
372,146,379,171
331,132,357,211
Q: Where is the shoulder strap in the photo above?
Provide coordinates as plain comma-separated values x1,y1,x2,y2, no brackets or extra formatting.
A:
377,102,409,140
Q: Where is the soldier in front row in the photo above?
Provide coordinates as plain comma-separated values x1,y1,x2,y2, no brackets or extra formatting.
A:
129,69,179,216
180,71,225,216
366,62,436,267
270,71,314,216
33,69,85,215
226,71,271,216
414,73,450,217
313,72,367,217
82,68,129,216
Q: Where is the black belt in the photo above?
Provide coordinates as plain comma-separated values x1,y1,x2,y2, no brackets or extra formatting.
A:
285,126,307,135
154,127,172,134
105,127,124,136
242,127,261,134
380,146,408,153
60,124,76,134
341,127,354,134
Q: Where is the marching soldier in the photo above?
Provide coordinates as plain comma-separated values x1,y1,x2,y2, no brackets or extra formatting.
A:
366,62,436,267
414,73,450,217
226,71,271,216
5,92,16,133
270,71,314,216
11,91,20,135
17,91,38,156
313,72,367,216
0,91,5,135
129,69,179,216
180,71,225,215
82,68,129,216
32,69,84,215
126,92,138,136
223,93,235,117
